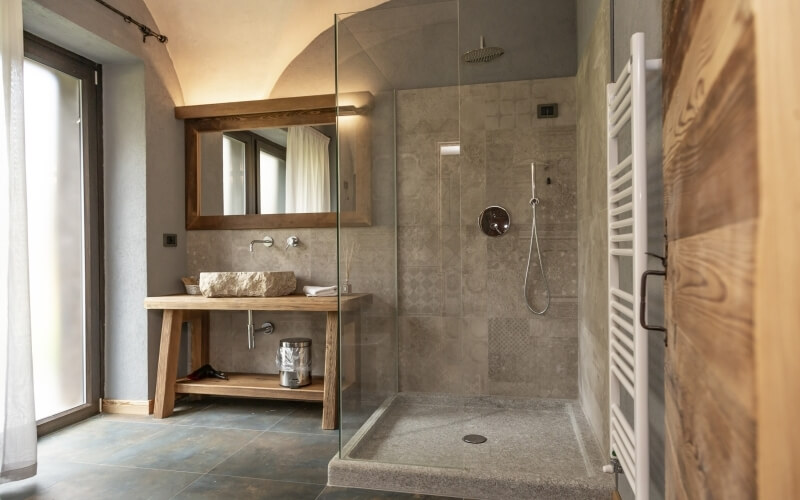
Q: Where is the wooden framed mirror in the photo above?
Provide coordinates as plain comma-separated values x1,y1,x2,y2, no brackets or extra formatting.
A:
177,93,372,230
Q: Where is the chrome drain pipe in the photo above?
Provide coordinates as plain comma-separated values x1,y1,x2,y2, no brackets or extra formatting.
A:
247,310,274,350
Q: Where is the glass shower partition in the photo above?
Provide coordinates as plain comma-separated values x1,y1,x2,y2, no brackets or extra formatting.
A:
335,0,465,468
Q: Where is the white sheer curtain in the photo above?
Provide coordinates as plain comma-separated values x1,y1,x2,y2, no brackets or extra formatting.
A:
0,0,37,483
285,126,331,213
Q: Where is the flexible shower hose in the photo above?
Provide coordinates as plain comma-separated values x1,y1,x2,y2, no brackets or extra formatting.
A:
524,197,551,315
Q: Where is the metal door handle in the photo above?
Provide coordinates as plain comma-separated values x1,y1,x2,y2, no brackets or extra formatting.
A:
640,269,667,346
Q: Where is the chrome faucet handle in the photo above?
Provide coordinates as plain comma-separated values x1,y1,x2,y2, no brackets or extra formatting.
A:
285,236,300,249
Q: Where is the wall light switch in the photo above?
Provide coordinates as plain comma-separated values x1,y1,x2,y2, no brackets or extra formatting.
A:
163,233,178,247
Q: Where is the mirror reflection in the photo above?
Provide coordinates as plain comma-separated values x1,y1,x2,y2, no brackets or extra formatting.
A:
199,124,336,216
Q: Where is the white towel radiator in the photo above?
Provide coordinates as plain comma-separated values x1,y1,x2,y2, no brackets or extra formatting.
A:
606,32,661,499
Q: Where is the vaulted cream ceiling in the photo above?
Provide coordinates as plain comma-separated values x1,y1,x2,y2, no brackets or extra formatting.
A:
142,0,386,105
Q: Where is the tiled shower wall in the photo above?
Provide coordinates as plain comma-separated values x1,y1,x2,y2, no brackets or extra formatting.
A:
396,77,579,398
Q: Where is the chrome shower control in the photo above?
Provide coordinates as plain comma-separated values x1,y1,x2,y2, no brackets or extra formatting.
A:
478,206,511,237
285,236,300,249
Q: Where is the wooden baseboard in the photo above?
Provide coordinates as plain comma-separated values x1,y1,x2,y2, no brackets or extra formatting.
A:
612,492,622,500
100,398,154,416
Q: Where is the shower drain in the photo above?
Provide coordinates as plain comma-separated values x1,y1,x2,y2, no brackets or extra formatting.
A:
462,434,487,444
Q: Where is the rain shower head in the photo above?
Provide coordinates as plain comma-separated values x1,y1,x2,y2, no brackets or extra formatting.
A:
462,36,504,63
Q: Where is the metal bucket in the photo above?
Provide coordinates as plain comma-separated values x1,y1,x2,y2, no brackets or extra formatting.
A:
276,337,312,388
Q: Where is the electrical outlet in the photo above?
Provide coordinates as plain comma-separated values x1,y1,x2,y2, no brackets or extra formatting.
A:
163,233,178,247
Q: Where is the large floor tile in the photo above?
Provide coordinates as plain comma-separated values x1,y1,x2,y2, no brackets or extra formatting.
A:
211,431,337,484
317,486,461,500
173,474,324,500
1,463,198,500
165,398,297,431
269,403,336,435
0,461,90,500
37,418,164,464
100,425,261,473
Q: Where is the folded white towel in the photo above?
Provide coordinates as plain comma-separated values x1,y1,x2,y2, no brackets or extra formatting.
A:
303,285,338,297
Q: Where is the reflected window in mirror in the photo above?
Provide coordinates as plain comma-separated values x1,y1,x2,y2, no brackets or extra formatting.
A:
201,125,336,216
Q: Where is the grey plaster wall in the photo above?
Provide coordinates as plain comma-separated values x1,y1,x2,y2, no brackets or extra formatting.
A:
395,77,578,397
271,0,577,98
577,0,604,61
576,0,610,453
576,1,665,498
23,0,186,400
613,0,661,76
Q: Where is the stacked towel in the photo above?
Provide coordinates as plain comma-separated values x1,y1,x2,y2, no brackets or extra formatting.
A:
303,285,338,297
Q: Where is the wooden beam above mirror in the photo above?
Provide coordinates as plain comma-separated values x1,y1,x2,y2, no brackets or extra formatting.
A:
177,93,372,230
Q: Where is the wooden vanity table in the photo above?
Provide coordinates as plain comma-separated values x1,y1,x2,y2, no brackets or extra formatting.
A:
145,293,371,430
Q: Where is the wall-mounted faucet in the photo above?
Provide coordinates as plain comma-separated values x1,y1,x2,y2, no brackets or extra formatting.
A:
249,236,274,252
285,236,300,249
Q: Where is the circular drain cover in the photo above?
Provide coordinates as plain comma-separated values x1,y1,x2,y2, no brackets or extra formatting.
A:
463,434,487,444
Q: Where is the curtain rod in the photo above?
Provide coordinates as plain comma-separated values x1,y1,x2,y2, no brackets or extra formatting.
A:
93,0,168,44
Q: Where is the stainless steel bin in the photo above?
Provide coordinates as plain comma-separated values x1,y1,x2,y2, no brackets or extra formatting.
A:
276,338,312,388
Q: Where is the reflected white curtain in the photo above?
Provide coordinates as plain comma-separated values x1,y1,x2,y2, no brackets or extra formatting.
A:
285,126,331,213
0,0,37,483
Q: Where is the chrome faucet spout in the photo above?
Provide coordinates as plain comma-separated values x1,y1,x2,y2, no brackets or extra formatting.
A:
249,236,274,252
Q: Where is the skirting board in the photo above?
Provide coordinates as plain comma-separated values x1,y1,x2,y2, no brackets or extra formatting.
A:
100,398,154,416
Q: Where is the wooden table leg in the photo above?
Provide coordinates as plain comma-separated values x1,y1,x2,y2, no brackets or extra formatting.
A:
153,309,184,418
190,310,209,371
322,311,338,430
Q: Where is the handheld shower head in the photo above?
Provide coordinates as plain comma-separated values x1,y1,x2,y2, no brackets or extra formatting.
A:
462,36,504,63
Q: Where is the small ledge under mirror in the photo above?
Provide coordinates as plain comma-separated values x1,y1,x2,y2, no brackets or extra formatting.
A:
178,93,372,230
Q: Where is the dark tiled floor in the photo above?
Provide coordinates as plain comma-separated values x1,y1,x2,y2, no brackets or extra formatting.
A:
0,398,461,500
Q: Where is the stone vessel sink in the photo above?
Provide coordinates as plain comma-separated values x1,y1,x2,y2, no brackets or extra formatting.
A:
198,271,296,298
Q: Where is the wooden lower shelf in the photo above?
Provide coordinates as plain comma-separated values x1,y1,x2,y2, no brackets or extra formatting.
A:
174,373,324,402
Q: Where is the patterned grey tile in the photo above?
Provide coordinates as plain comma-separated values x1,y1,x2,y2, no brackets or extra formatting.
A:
488,318,532,383
398,226,440,268
398,267,442,316
173,474,324,500
533,337,579,398
210,431,338,484
398,316,462,393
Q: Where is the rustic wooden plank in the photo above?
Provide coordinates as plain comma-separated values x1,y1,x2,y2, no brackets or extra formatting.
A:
153,310,184,418
666,219,756,411
665,322,756,499
322,311,338,430
662,0,752,115
189,310,209,371
101,399,154,416
663,20,758,241
752,0,800,496
187,212,337,230
662,0,705,108
664,222,758,499
174,373,324,401
144,293,372,312
175,94,336,120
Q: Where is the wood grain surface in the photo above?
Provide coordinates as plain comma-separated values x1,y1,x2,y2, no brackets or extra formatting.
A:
143,293,372,312
752,0,800,496
662,0,759,497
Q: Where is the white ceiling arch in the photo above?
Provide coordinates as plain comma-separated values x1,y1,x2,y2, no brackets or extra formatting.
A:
142,0,386,105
